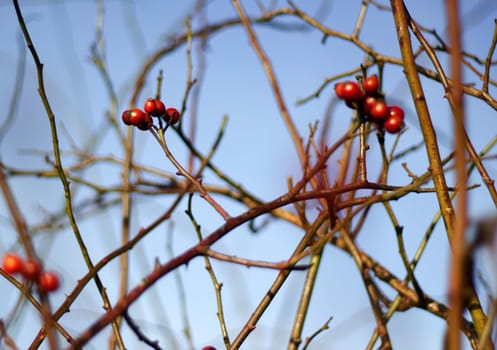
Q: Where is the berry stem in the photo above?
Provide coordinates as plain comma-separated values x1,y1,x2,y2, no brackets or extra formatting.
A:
358,121,368,182
151,128,231,221
155,70,163,100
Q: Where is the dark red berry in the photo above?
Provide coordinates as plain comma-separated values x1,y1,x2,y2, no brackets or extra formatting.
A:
122,108,147,126
39,271,60,293
22,259,42,281
2,253,24,275
144,99,154,113
165,107,180,125
334,82,346,99
363,75,379,95
136,113,153,130
341,81,363,103
368,101,389,121
144,99,166,117
122,110,132,125
388,105,405,121
361,96,378,117
201,347,217,350
384,115,404,134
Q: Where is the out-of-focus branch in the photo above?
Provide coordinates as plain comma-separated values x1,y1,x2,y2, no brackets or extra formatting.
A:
445,0,467,349
407,13,497,209
0,167,35,259
403,4,493,346
232,0,305,166
130,8,295,106
482,20,497,93
11,1,125,348
389,0,455,248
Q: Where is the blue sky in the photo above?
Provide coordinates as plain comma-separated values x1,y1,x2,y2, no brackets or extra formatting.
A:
1,1,497,349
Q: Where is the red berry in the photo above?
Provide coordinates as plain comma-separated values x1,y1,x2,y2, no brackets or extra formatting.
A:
201,347,217,350
144,99,166,117
136,113,153,131
121,110,132,125
334,82,346,99
341,81,363,103
122,108,147,126
363,75,379,95
38,271,60,293
384,115,404,134
368,101,389,121
388,105,405,121
165,107,180,125
154,100,166,116
2,253,24,275
143,99,156,114
361,96,377,116
22,259,42,281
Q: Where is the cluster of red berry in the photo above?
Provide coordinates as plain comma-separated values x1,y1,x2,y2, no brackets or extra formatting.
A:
2,253,60,293
121,98,180,130
334,75,405,134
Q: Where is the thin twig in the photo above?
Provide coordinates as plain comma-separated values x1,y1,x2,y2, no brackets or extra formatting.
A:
232,0,305,166
301,316,333,350
483,20,497,93
288,248,324,350
353,0,370,38
150,127,231,220
165,226,194,350
123,311,162,350
186,196,231,348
